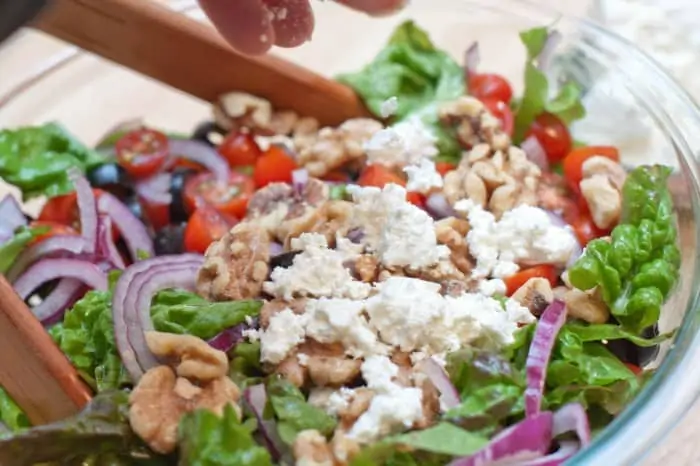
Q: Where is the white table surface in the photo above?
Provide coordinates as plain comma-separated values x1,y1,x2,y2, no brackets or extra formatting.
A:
0,0,697,464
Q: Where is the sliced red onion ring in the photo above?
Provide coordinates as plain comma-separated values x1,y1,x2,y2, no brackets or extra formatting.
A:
537,30,563,72
13,258,108,300
0,195,26,243
521,136,549,172
112,255,204,381
292,168,309,192
97,216,125,269
6,235,89,282
33,278,85,326
98,192,154,260
525,300,567,417
169,139,230,182
425,193,456,220
269,242,284,257
448,412,554,466
464,41,480,79
552,403,590,447
244,384,286,461
68,169,98,252
347,227,365,244
507,441,579,466
207,322,250,352
135,172,172,206
417,357,460,410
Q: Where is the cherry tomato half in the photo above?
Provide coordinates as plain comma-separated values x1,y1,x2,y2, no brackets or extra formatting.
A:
38,192,80,229
183,171,255,218
482,98,514,136
435,162,457,177
115,128,169,179
468,73,513,103
219,131,262,168
562,146,620,192
504,265,558,296
624,363,642,375
139,198,170,231
525,113,573,164
357,165,424,207
184,205,236,254
569,210,609,246
29,221,79,245
253,146,298,188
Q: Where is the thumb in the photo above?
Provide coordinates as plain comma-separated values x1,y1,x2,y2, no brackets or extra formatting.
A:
198,0,276,55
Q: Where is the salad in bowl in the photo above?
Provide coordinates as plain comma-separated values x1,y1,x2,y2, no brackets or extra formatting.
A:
0,20,679,465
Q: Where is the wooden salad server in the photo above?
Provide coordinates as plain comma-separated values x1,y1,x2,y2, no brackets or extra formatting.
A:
0,275,92,425
32,0,370,126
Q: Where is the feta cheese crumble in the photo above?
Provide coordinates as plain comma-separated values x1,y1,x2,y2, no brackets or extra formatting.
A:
364,117,438,168
380,96,399,118
348,357,424,443
259,308,307,364
264,233,371,300
455,200,577,279
404,158,444,194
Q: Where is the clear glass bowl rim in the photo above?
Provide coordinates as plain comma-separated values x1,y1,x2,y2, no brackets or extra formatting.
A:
2,0,700,464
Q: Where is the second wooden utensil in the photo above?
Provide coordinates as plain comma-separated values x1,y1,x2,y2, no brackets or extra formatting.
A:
33,0,370,126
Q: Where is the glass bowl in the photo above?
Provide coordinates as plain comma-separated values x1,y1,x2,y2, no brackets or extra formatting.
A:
1,0,699,464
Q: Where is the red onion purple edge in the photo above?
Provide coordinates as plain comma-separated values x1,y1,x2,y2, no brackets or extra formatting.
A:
418,357,461,410
97,216,126,269
525,300,567,417
244,384,286,461
68,169,98,253
34,279,86,326
0,194,26,242
464,41,480,79
13,258,108,301
168,138,230,182
521,136,549,172
425,193,456,220
98,191,154,260
6,235,89,282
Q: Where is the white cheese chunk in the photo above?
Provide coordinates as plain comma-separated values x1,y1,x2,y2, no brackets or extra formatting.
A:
259,308,307,364
404,158,444,194
380,96,399,118
455,199,577,279
263,233,371,300
364,117,438,168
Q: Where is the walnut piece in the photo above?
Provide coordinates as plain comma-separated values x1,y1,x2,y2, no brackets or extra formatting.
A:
564,288,611,324
435,217,473,275
511,277,554,317
296,118,383,177
129,366,240,453
580,175,621,230
354,254,379,283
214,92,273,132
145,331,228,381
293,430,335,466
196,222,271,301
439,96,510,151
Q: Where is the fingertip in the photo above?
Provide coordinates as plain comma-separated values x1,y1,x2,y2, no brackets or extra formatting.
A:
263,0,315,48
198,0,276,55
335,0,406,17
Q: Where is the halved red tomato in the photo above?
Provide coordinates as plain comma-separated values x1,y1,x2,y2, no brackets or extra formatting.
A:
468,73,514,103
29,221,79,245
219,131,262,168
525,113,572,164
435,162,457,177
115,128,169,179
562,145,620,192
504,265,558,296
481,98,514,136
183,171,255,218
357,165,424,207
184,205,236,254
253,146,298,188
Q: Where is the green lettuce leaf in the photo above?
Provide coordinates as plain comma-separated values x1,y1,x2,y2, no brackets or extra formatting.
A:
568,165,679,333
228,341,264,389
50,289,262,391
178,404,272,466
0,122,106,199
0,388,30,436
513,27,586,141
0,391,161,465
266,377,336,444
337,20,464,161
0,225,48,273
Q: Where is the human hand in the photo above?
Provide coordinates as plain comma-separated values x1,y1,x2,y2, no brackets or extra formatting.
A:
198,0,405,55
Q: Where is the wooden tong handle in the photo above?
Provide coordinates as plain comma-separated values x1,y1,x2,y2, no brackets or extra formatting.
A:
33,0,370,126
0,275,91,425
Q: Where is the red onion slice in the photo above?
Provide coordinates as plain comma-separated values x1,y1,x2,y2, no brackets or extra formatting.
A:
425,193,456,220
0,195,26,243
169,139,230,182
552,403,590,447
525,300,567,417
13,258,108,300
6,235,90,282
521,136,549,172
68,169,98,253
268,242,284,257
134,172,173,206
33,278,85,326
464,41,480,79
417,357,461,410
244,384,286,461
98,192,154,260
112,255,204,381
292,169,309,192
448,412,554,466
507,441,578,466
537,30,563,72
97,216,125,269
207,323,249,352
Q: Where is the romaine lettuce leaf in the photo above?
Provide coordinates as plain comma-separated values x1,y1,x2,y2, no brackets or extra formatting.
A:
50,289,262,391
178,404,272,466
0,225,48,274
0,122,106,199
0,388,30,436
337,20,464,162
